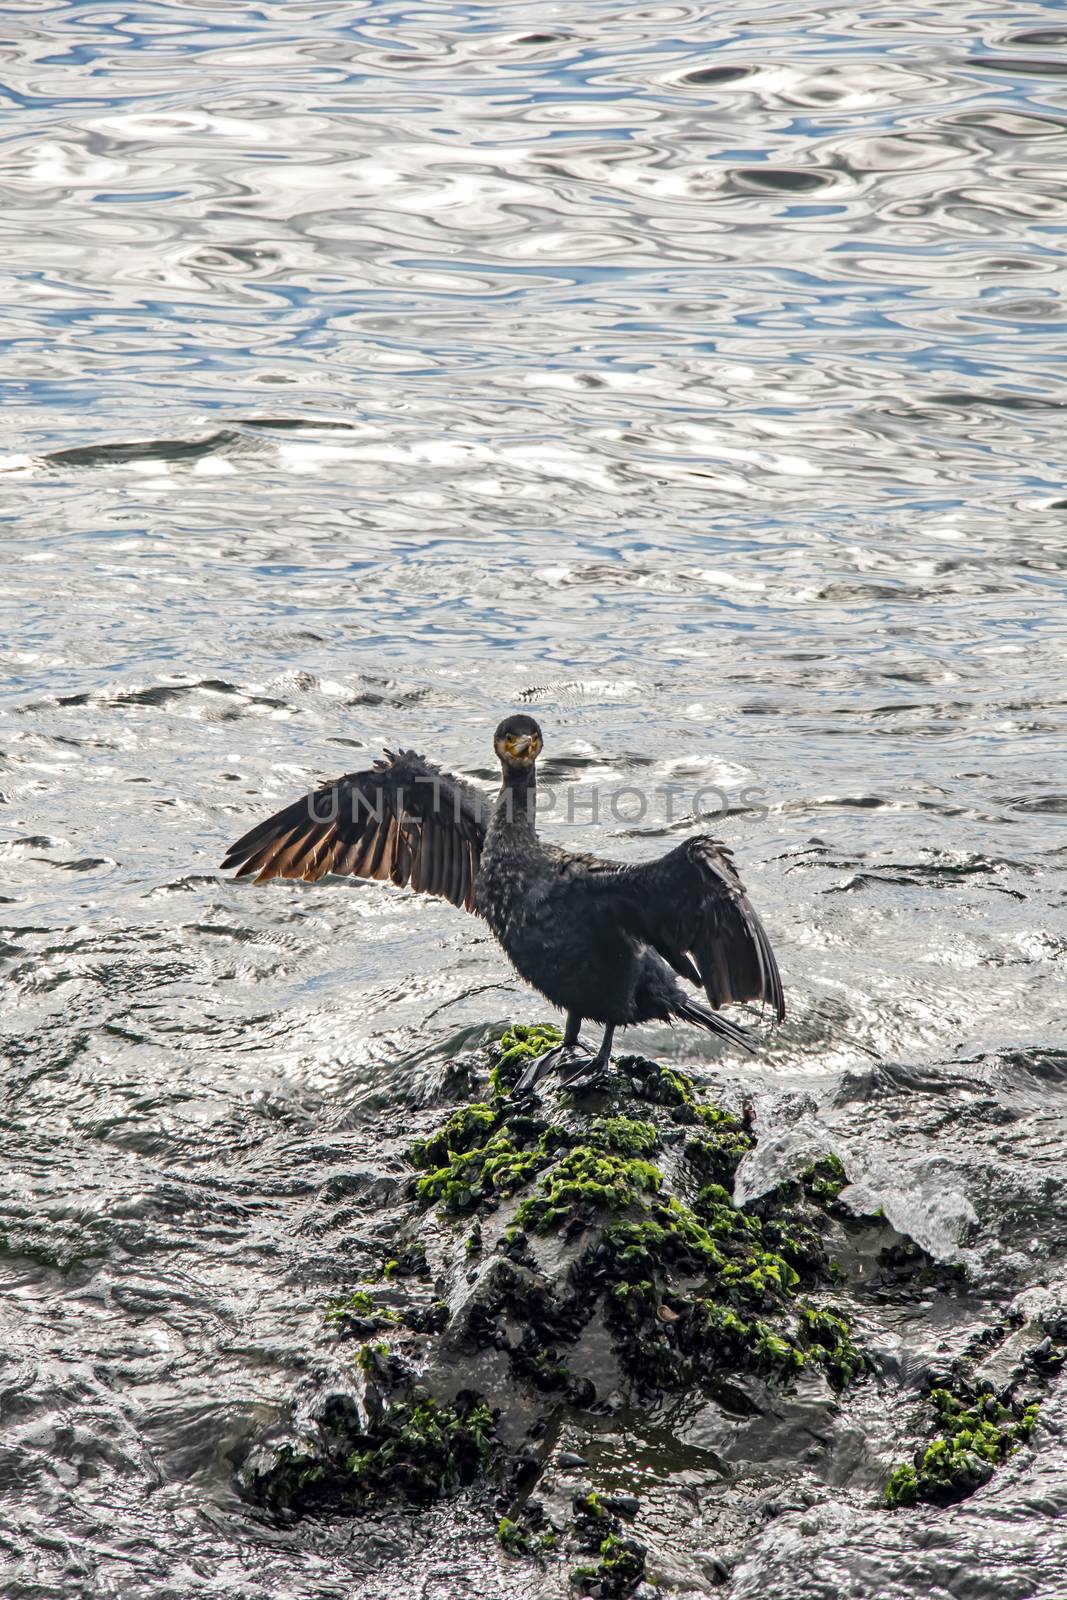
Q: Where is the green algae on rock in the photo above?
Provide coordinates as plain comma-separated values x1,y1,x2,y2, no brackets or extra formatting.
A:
417,1028,864,1436
409,1036,866,1402
801,1153,848,1206
885,1380,1040,1508
490,1021,564,1096
496,1514,531,1555
567,1491,647,1596
242,1387,499,1517
571,1532,647,1597
884,1308,1066,1509
324,1289,403,1337
243,1023,867,1568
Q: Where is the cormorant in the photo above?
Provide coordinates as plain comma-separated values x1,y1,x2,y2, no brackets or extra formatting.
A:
220,715,784,1091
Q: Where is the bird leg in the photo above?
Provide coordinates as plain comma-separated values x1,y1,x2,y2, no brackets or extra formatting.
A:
559,1024,615,1086
512,1011,589,1095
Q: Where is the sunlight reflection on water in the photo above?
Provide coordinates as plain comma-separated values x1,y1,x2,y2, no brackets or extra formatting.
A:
1,2,1066,1596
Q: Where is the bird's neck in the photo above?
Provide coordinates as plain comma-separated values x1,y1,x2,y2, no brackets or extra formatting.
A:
495,766,537,834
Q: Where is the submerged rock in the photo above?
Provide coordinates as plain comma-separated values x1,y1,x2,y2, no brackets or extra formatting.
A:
241,1388,499,1516
884,1307,1066,1509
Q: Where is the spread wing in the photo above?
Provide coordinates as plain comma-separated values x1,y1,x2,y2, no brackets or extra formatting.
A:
564,836,785,1020
220,749,487,914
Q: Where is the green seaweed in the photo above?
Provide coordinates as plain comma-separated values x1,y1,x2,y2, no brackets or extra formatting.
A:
590,1115,661,1157
497,1515,532,1555
410,1101,502,1170
324,1289,401,1334
546,1151,861,1395
801,1153,848,1203
381,1240,429,1279
618,1055,700,1111
685,1123,755,1188
343,1395,498,1507
574,1489,609,1521
247,1442,328,1513
416,1123,573,1213
355,1339,392,1375
245,1393,498,1515
335,1288,374,1315
886,1378,1043,1508
884,1310,1066,1510
571,1532,646,1596
611,1197,861,1389
516,1149,662,1231
797,1304,864,1385
489,1022,562,1098
410,1049,579,1213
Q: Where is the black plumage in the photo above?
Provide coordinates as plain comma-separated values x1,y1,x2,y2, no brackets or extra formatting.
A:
220,715,785,1090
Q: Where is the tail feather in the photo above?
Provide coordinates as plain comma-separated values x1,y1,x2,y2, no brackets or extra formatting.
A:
673,996,756,1054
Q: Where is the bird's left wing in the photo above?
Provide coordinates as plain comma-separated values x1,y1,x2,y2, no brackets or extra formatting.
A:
220,749,487,913
564,836,785,1020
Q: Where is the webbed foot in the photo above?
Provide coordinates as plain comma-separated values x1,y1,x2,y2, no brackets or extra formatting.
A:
558,1045,613,1090
512,1042,592,1097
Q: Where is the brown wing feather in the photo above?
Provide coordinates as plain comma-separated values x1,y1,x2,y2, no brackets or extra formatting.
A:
220,749,487,915
392,824,413,887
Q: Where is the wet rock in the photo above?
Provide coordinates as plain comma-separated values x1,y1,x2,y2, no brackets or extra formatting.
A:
240,1023,869,1585
972,1319,1044,1398
571,1532,647,1597
603,1493,641,1518
238,1366,499,1517
882,1309,1067,1509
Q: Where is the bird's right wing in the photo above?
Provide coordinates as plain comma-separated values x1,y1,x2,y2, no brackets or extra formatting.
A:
220,749,487,913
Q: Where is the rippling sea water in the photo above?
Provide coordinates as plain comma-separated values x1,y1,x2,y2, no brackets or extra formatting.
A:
1,3,1066,1596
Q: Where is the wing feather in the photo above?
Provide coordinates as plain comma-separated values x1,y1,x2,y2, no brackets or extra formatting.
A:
410,822,427,893
568,836,785,1021
464,840,478,912
335,836,363,877
392,822,413,887
220,749,487,915
423,822,438,895
363,817,389,881
441,821,455,903
450,828,464,908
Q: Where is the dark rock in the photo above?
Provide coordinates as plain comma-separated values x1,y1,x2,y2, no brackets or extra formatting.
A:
240,1024,867,1568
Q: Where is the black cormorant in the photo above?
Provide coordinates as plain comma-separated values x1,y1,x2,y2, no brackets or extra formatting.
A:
221,715,785,1091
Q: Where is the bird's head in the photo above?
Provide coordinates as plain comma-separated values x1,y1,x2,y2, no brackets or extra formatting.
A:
493,714,543,772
